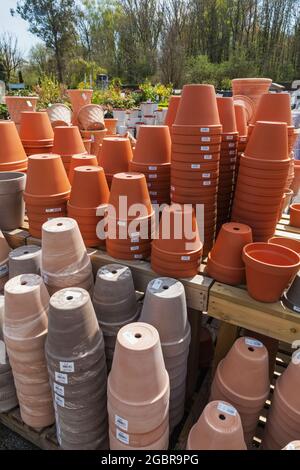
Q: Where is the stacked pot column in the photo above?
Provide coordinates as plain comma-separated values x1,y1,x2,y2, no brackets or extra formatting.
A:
41,218,94,295
92,264,140,371
46,288,108,450
129,126,171,205
231,121,290,242
216,97,239,230
0,122,28,172
140,278,191,431
68,166,110,247
108,322,170,450
151,204,202,278
4,274,54,428
19,112,54,156
98,137,133,188
106,173,154,260
68,154,98,185
263,350,300,449
210,336,270,446
52,126,87,173
24,154,71,238
170,85,222,256
0,295,18,412
234,103,248,185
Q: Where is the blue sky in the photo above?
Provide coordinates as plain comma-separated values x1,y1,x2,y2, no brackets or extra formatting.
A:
0,0,42,56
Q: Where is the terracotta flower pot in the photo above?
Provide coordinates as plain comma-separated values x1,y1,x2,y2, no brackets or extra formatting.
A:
45,287,108,449
291,160,300,195
244,121,289,161
172,143,221,155
268,237,300,254
19,111,54,142
81,129,108,155
104,119,118,135
242,242,300,302
234,103,248,138
46,103,72,128
253,92,292,125
5,96,38,124
206,222,252,285
164,96,181,128
98,137,132,185
217,97,238,134
77,104,105,131
41,218,94,295
82,138,92,154
133,126,171,165
0,121,28,171
187,401,246,450
108,322,169,449
9,245,41,278
172,151,220,163
290,203,300,227
53,126,86,163
68,154,98,184
0,172,25,231
67,89,93,125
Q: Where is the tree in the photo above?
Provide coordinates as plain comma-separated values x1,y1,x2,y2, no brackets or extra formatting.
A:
11,0,80,82
0,32,24,83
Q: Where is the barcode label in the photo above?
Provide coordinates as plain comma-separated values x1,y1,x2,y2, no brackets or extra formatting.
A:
55,372,68,384
191,164,201,169
60,361,75,373
116,429,129,445
200,127,209,132
201,146,209,151
54,383,65,396
55,393,65,407
115,415,128,431
217,402,237,416
203,155,212,160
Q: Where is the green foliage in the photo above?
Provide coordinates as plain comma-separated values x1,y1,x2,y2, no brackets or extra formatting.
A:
33,75,68,109
0,104,9,120
68,58,107,88
138,80,173,103
92,85,135,110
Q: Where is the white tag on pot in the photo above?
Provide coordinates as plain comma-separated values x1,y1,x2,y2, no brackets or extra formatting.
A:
217,402,237,416
55,393,65,408
191,164,201,169
230,158,236,163
117,221,126,226
203,181,211,186
152,279,163,290
60,361,75,373
229,150,235,155
45,208,62,213
82,93,87,100
149,174,157,179
201,146,209,151
55,372,68,385
130,237,139,243
116,429,129,445
149,191,158,196
134,254,143,259
148,166,157,171
200,127,209,132
226,135,234,141
130,246,139,251
245,338,263,348
293,305,300,313
228,143,235,148
54,383,65,396
201,137,210,142
115,415,128,431
91,134,95,142
203,155,212,160
202,173,211,178
0,264,8,278
26,100,33,107
181,256,190,261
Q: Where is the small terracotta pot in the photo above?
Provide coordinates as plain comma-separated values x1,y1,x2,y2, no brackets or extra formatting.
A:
234,103,248,137
0,172,26,231
19,111,54,142
0,121,28,171
242,242,300,302
253,92,292,125
98,137,132,180
187,401,246,450
9,245,41,278
290,203,300,227
164,96,180,128
104,119,118,135
5,96,38,124
174,85,220,127
68,154,98,184
53,126,86,158
244,121,289,161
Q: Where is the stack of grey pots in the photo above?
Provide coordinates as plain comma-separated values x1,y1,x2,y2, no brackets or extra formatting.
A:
92,264,140,371
140,277,191,432
0,295,18,412
9,245,41,278
46,288,108,450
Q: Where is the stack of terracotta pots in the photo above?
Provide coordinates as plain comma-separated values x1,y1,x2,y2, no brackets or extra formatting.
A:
206,222,252,285
129,126,171,205
68,166,110,247
92,264,140,370
151,204,202,278
106,172,154,260
0,122,28,172
108,322,170,450
210,336,270,446
41,218,94,295
164,96,181,128
67,89,93,126
231,121,290,241
81,129,108,156
140,277,190,431
24,154,71,238
98,137,133,188
46,287,108,450
187,401,246,450
68,154,98,184
234,103,248,184
263,350,300,449
9,245,41,278
170,84,222,255
52,126,87,173
291,160,300,196
232,78,272,123
19,111,54,156
5,96,38,131
0,295,18,412
4,274,54,428
216,97,238,229
0,231,11,292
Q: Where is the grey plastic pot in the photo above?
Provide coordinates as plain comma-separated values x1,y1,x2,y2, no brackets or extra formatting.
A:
0,172,26,230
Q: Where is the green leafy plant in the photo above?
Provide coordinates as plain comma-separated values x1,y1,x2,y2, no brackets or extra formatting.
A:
138,79,172,103
33,75,68,108
0,104,9,120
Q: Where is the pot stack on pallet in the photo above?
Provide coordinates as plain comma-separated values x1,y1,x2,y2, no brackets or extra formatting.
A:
108,323,170,450
231,121,290,241
216,97,238,230
0,122,28,172
263,350,300,449
52,126,87,173
92,264,140,371
210,337,270,446
129,126,171,205
68,166,110,247
98,137,133,188
46,288,108,450
41,218,94,295
19,112,54,156
170,84,222,256
4,274,54,428
24,154,71,238
140,278,191,432
151,204,202,278
0,295,18,412
106,173,154,260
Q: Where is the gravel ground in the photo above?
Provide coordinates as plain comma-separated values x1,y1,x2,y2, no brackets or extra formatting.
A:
0,422,38,450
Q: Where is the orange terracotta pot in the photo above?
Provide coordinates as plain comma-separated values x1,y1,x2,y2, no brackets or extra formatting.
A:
104,118,118,135
217,97,238,135
238,165,289,180
77,104,104,131
172,151,220,163
171,160,219,172
172,124,222,135
172,143,221,155
290,204,300,228
171,168,218,181
290,160,300,195
232,78,272,121
242,242,300,302
151,259,200,279
67,89,93,125
129,162,170,177
232,197,281,215
133,126,171,165
174,84,220,127
253,92,292,125
68,166,109,214
234,103,248,137
81,129,108,155
19,111,54,143
239,154,291,171
164,96,181,128
5,96,38,124
233,189,283,207
53,125,86,157
98,137,132,177
236,172,287,190
171,177,218,190
244,121,289,161
268,237,300,254
68,154,98,184
82,138,92,153
0,121,28,170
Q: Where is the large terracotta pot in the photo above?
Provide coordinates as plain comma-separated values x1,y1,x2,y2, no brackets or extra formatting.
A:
45,103,72,128
45,287,108,450
133,126,171,165
231,78,272,122
244,121,289,161
253,92,292,125
19,111,54,143
0,121,28,172
5,96,38,125
174,84,220,128
9,245,41,278
77,104,104,131
234,103,248,138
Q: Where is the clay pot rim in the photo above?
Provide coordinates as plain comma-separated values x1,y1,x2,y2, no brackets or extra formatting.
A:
232,77,272,84
268,237,300,254
243,242,300,271
290,203,300,212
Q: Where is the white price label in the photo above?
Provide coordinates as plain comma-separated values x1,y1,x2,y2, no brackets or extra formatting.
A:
191,164,201,169
117,221,126,226
217,402,237,416
202,173,211,178
245,338,263,348
134,254,143,259
152,279,163,290
149,191,157,196
226,135,234,141
26,100,33,107
181,256,190,261
148,166,157,171
149,174,157,179
171,186,175,191
54,383,65,396
203,181,211,186
45,208,62,213
201,137,211,142
116,429,129,445
55,372,68,384
115,415,128,431
203,155,212,160
59,361,75,373
228,143,235,148
130,246,139,251
200,127,209,132
55,393,65,407
201,146,209,151
293,305,300,313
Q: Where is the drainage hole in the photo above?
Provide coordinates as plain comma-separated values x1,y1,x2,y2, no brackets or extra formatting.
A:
21,281,27,285
135,333,142,339
163,285,169,290
233,227,240,231
66,296,73,301
23,251,29,255
111,270,117,274
219,414,226,421
248,347,255,352
57,223,63,226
